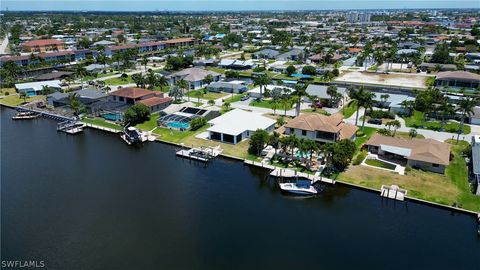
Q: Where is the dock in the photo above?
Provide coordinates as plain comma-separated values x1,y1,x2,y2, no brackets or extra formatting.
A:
15,106,75,122
380,185,407,201
244,159,335,184
176,145,223,162
57,121,86,134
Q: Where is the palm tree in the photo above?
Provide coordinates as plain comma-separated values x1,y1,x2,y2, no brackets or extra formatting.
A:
438,98,455,131
112,51,122,70
169,85,183,101
157,76,168,92
326,85,338,107
176,79,189,101
203,74,214,86
131,73,146,88
253,74,272,100
222,101,231,111
146,70,158,89
19,92,27,103
400,100,415,117
409,128,418,138
140,56,149,71
68,93,86,116
387,120,401,136
269,131,281,155
456,97,477,143
292,83,309,117
270,87,283,115
194,90,204,104
74,65,89,88
348,86,368,127
359,91,375,131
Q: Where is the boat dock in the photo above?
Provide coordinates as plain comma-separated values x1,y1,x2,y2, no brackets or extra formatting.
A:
176,145,223,162
380,185,407,201
15,106,75,122
244,159,335,184
57,121,86,134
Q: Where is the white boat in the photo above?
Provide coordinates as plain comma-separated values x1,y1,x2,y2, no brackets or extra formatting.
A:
12,111,40,120
279,180,318,195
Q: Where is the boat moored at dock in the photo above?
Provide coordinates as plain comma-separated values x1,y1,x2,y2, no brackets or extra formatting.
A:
12,111,41,120
279,179,318,195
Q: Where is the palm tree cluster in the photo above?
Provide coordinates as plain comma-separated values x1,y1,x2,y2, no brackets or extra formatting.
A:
348,86,375,130
131,70,168,90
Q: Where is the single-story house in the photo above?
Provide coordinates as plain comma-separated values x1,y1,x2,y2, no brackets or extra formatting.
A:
47,88,108,110
15,80,62,96
284,113,358,143
365,134,451,174
34,71,73,81
85,63,110,73
167,67,221,90
207,81,248,93
435,71,480,89
372,92,416,114
276,49,304,61
252,49,280,59
109,87,172,112
207,109,276,144
218,59,256,70
305,84,348,108
419,63,457,72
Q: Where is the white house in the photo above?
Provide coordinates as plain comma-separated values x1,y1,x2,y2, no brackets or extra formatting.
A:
207,109,276,144
15,80,62,96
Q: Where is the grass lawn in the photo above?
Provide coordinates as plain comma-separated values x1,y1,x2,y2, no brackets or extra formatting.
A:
341,100,357,118
103,76,133,85
186,89,228,100
0,93,45,107
135,113,160,131
224,93,247,103
300,108,329,115
338,140,480,212
206,67,226,74
364,158,396,170
354,127,377,150
81,117,123,131
249,99,291,110
404,110,471,134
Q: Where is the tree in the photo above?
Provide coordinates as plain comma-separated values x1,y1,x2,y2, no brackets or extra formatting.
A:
222,101,231,111
193,90,204,103
248,129,270,156
269,131,281,155
146,70,159,89
157,76,168,92
203,74,214,86
326,85,338,107
176,79,189,101
74,65,89,87
140,56,149,71
19,92,27,103
386,120,401,136
431,43,451,64
456,97,477,143
68,93,86,116
253,74,272,100
190,117,207,131
286,65,296,76
302,65,316,75
225,70,239,78
169,86,183,101
276,116,286,127
270,87,283,115
123,103,150,126
132,73,146,88
409,128,418,138
207,99,215,106
359,91,375,131
292,83,309,117
330,139,356,171
349,86,370,127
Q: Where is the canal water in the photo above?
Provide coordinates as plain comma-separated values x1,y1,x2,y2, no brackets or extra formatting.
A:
1,107,479,270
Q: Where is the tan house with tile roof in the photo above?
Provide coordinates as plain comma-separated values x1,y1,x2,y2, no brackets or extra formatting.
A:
284,113,358,143
365,134,451,174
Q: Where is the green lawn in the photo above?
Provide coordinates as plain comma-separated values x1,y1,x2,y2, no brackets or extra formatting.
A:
249,99,291,110
81,117,123,131
300,108,329,115
186,89,228,100
354,127,377,150
135,113,160,131
103,76,133,85
404,110,471,134
0,93,45,107
341,100,357,118
224,93,247,103
365,158,396,170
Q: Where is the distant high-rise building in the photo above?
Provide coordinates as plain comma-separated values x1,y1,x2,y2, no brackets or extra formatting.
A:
346,12,371,23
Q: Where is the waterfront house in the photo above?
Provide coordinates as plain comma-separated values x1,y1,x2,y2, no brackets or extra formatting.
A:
47,89,108,111
207,109,276,144
15,80,62,96
108,87,173,112
167,68,221,90
365,134,451,174
207,81,248,93
284,113,358,143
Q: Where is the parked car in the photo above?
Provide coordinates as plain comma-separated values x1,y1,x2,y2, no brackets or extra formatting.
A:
368,118,382,125
240,95,250,101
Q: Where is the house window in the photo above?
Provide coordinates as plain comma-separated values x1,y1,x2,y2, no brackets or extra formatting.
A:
289,128,294,134
432,163,439,167
302,130,307,136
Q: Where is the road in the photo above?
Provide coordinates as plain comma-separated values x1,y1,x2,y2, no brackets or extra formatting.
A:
0,34,10,55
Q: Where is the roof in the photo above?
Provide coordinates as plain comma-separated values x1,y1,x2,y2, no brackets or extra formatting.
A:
109,87,154,99
305,84,347,99
35,71,73,81
207,109,276,136
15,80,62,91
170,68,220,82
138,96,173,107
436,71,480,82
23,39,64,47
365,134,451,165
48,89,108,101
285,113,357,139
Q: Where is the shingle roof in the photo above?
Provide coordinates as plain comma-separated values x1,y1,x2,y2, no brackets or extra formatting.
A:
365,134,451,165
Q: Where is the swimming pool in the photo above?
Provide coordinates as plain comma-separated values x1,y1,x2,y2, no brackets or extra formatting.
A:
103,113,123,121
166,121,190,130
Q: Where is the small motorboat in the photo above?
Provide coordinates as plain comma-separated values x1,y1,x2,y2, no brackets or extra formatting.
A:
121,126,144,145
12,111,40,120
279,179,317,195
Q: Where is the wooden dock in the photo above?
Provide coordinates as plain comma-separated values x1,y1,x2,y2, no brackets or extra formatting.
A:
57,121,86,134
380,185,407,201
244,159,335,185
15,106,75,122
176,146,223,162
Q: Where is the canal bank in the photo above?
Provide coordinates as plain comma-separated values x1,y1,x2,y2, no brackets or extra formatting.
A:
1,106,479,269
2,104,478,216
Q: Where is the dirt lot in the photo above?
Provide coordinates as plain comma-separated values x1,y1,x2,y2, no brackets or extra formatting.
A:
335,71,430,89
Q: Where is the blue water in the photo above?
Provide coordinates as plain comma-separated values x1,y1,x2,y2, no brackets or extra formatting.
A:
291,73,312,79
103,113,122,121
166,121,190,129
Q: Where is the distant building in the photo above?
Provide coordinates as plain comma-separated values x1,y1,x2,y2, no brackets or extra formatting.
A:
345,12,371,23
22,39,65,53
435,71,480,89
252,49,280,59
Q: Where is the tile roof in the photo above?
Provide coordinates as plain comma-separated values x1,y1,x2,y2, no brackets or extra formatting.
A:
109,87,154,99
138,96,173,107
23,39,64,47
285,113,357,139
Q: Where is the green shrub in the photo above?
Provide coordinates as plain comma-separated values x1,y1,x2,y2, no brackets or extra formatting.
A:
353,150,367,165
368,109,395,119
190,117,207,131
356,130,365,137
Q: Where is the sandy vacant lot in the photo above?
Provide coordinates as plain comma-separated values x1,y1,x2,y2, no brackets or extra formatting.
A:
335,71,431,89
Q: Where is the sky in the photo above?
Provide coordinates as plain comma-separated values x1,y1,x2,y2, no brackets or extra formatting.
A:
1,0,479,11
